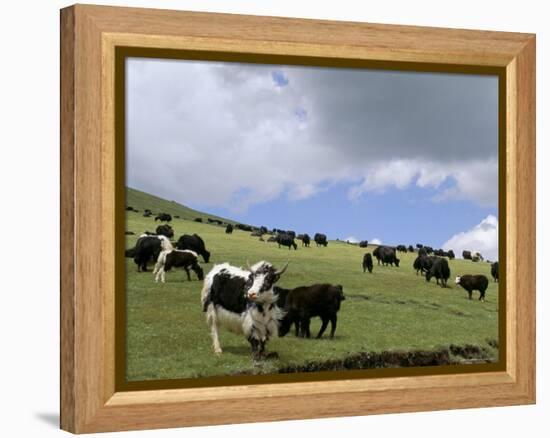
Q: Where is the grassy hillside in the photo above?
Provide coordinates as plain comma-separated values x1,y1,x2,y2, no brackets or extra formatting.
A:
126,187,238,224
125,196,500,381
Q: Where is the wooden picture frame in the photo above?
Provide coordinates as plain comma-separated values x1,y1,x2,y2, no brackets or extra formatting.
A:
60,4,536,434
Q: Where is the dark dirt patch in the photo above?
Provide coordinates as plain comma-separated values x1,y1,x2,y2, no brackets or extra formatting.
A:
275,344,495,374
486,338,499,349
345,294,371,301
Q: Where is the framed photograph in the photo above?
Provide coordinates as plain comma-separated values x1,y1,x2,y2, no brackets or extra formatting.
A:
60,4,536,434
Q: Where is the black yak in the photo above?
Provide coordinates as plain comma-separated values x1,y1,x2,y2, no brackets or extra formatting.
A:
277,284,345,339
176,234,211,263
455,274,489,301
426,257,450,287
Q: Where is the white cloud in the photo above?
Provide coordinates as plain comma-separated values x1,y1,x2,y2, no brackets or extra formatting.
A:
371,238,382,245
348,159,497,207
345,236,359,243
442,215,498,261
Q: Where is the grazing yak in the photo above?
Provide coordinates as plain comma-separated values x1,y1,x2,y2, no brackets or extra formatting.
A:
225,224,233,234
359,240,369,248
153,249,204,283
426,257,450,287
314,233,328,247
155,213,172,222
298,234,311,247
132,234,173,272
125,247,136,258
236,224,254,232
201,261,288,359
462,250,472,260
491,262,499,282
143,211,152,217
408,245,415,252
414,255,436,276
362,253,373,273
194,218,203,223
277,284,345,339
276,233,297,250
176,234,211,263
455,275,489,301
396,245,407,253
155,224,174,238
373,246,400,267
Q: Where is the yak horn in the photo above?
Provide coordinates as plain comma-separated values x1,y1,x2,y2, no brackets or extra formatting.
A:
276,261,290,276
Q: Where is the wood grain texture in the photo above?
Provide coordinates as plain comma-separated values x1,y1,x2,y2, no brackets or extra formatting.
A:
60,6,76,433
60,4,536,433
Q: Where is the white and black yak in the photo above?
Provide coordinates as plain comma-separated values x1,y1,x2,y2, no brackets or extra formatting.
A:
132,234,173,272
455,275,489,301
201,261,288,359
153,249,204,283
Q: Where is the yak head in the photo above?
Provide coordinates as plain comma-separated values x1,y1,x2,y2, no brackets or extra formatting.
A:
244,261,289,302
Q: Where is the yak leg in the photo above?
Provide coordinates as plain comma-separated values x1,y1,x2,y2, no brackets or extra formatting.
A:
184,267,191,281
329,315,337,338
206,304,222,354
316,317,329,339
468,290,473,300
299,318,311,338
249,337,263,360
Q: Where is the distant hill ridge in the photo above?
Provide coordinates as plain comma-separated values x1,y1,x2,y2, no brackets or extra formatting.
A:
126,187,237,225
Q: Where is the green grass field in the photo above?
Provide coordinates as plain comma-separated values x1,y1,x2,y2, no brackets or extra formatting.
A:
125,189,500,381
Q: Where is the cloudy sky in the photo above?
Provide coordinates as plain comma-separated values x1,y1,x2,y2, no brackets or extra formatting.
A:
126,58,499,260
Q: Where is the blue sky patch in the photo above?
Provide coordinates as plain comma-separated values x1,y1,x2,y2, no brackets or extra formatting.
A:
271,70,289,87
